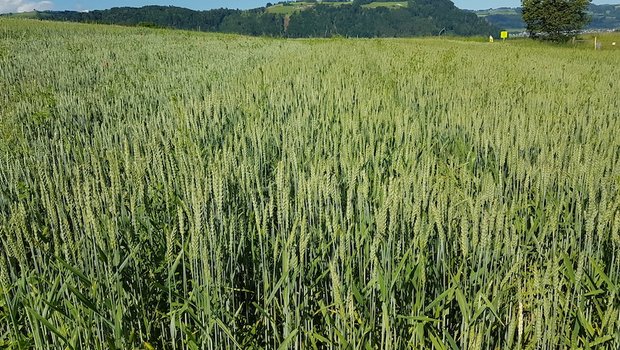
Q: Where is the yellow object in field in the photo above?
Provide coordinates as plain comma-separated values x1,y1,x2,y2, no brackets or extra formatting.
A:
489,35,494,43
500,31,508,39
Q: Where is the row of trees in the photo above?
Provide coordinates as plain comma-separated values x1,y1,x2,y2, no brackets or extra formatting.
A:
13,0,594,41
33,7,279,35
26,1,497,38
287,0,495,37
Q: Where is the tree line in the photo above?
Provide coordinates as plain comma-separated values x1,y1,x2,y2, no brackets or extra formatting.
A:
19,0,497,37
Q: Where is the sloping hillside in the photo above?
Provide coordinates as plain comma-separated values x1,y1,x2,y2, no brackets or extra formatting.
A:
266,1,408,15
1,1,496,37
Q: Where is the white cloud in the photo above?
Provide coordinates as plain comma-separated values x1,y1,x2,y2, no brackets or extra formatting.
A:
0,0,54,13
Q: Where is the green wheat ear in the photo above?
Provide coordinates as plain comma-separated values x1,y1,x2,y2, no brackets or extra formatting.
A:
0,17,619,350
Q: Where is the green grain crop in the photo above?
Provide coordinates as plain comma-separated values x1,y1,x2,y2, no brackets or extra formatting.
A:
0,19,619,349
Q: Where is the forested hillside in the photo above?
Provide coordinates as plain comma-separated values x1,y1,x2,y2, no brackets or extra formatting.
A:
1,0,496,37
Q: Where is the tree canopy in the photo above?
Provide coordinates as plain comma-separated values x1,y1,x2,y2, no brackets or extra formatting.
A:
6,1,497,38
522,0,591,41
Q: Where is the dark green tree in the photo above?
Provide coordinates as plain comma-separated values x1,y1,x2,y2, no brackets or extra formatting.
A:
522,0,591,41
18,2,497,38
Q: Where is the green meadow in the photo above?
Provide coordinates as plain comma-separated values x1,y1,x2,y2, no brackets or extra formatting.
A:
0,19,619,349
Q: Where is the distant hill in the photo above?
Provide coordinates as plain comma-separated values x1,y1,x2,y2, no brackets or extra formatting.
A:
475,4,620,32
266,1,408,15
0,1,497,38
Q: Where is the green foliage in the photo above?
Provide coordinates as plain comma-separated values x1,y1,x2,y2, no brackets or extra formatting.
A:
286,0,495,37
0,19,619,349
2,2,496,38
522,0,592,41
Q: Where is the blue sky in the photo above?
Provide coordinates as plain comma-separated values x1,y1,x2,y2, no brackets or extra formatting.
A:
1,0,618,13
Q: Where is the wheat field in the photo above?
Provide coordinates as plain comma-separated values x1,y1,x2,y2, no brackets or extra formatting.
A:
0,19,619,349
